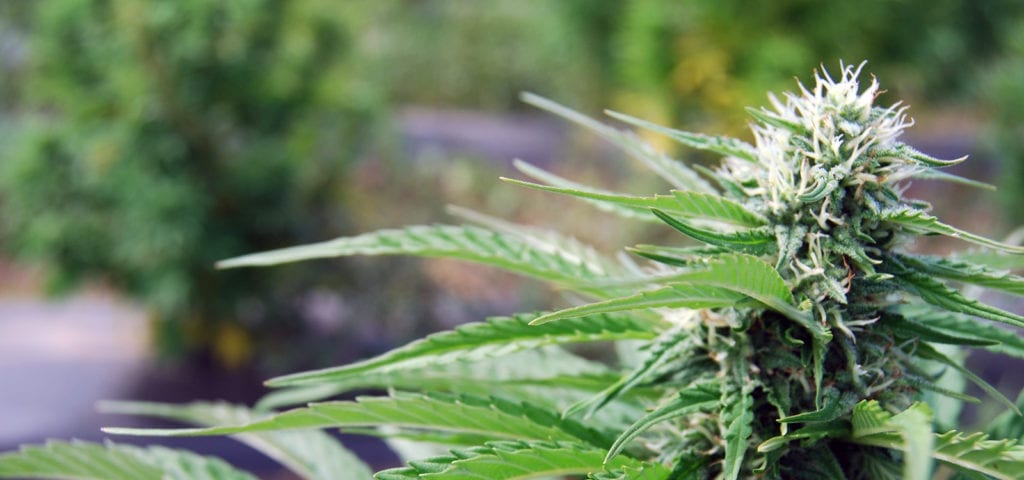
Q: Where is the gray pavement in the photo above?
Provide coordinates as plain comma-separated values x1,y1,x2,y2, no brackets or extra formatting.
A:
0,293,148,445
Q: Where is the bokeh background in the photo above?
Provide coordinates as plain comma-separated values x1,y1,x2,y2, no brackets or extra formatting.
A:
2,0,1024,476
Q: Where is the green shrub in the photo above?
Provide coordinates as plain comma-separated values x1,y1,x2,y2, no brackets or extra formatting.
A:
5,64,1024,479
0,0,380,366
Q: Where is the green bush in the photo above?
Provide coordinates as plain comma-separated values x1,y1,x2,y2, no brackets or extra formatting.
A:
0,0,380,367
5,64,1024,479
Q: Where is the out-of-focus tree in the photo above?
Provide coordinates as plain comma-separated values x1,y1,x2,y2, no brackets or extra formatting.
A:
981,17,1024,228
0,0,382,369
333,0,604,112
565,0,1024,139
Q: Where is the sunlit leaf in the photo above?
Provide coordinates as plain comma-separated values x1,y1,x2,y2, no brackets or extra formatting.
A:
217,224,619,297
520,93,716,193
98,401,372,480
652,209,776,254
890,267,1024,329
504,172,766,228
105,393,611,450
529,284,745,325
897,254,1024,297
604,110,758,162
881,208,1024,254
267,313,656,388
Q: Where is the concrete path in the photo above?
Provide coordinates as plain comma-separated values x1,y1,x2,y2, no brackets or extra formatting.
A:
0,292,148,445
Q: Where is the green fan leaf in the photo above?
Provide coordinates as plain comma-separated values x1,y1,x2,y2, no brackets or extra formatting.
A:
256,384,349,411
858,450,906,480
873,144,967,168
721,380,755,480
890,267,1024,329
565,325,697,419
520,93,716,194
778,389,859,424
986,392,1024,440
956,249,1024,272
745,107,808,135
626,244,731,267
930,431,1024,480
444,205,625,279
663,191,770,228
0,440,255,480
588,464,674,480
375,440,668,480
669,253,794,309
850,401,1024,480
529,283,746,326
666,253,829,348
503,161,662,222
98,401,372,480
907,307,1024,360
910,169,996,190
889,403,935,480
257,348,641,412
605,382,720,462
850,401,934,480
604,110,758,162
881,208,1024,254
504,171,766,228
267,313,656,388
757,421,851,453
217,224,617,297
897,254,1024,297
912,343,1020,415
692,163,747,199
105,392,611,450
885,313,999,348
652,209,776,254
258,347,631,403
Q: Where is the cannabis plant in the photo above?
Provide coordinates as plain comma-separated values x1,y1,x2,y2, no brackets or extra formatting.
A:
5,64,1024,479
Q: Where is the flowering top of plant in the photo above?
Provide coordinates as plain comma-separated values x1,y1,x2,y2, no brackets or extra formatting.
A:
5,63,1024,480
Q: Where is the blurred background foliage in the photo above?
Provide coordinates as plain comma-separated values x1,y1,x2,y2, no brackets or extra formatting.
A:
2,0,1024,373
0,0,384,369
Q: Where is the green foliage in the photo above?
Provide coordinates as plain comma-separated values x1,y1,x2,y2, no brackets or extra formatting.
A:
374,440,668,480
0,0,378,366
217,224,625,299
339,2,602,112
6,65,1024,479
981,16,1024,228
588,0,1024,135
503,174,767,228
0,441,256,480
97,401,372,480
849,401,1024,480
605,382,719,462
265,313,656,388
255,347,639,414
106,392,614,451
